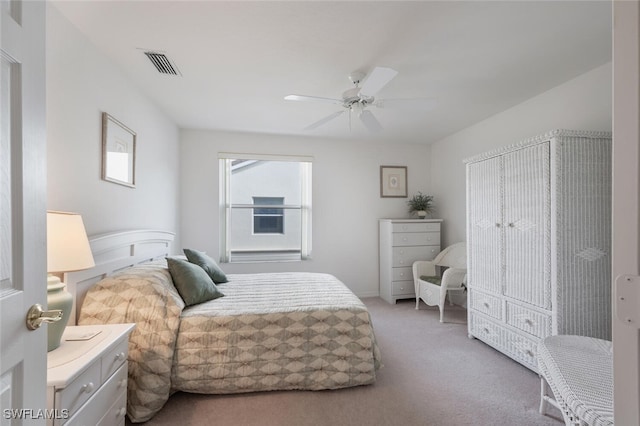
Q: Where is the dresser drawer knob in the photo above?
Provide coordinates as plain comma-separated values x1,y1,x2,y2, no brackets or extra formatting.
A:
117,407,126,417
118,379,127,388
399,260,404,264
524,319,534,326
82,382,95,393
483,302,490,308
402,237,407,241
399,272,404,277
525,349,534,357
115,352,126,361
483,327,490,335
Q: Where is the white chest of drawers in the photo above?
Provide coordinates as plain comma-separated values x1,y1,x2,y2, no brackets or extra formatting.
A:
379,219,442,304
47,323,135,426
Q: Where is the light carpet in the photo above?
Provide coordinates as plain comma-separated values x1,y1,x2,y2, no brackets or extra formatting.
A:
130,297,563,426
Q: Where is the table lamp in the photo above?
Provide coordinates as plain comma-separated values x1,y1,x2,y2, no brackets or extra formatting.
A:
47,211,95,351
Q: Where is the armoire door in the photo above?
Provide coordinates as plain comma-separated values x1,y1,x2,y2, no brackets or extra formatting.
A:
502,142,551,308
467,155,503,295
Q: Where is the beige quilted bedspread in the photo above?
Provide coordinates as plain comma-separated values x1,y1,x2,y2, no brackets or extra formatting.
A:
174,272,381,394
79,265,380,423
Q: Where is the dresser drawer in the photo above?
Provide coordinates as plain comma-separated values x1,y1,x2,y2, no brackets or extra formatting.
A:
55,360,101,421
97,392,127,426
392,267,412,281
392,222,440,233
505,302,552,339
392,281,415,296
392,246,439,267
469,291,502,320
101,338,128,382
392,232,440,247
65,364,127,426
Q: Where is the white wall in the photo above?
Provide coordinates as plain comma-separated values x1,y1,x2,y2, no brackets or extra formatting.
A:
430,62,612,246
180,130,431,297
46,4,181,246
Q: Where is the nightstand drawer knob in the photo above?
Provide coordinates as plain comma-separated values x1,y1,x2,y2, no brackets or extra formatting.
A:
81,382,95,393
115,352,126,361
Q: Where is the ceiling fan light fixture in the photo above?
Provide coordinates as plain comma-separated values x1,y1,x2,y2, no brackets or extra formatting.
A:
351,102,364,117
348,71,365,86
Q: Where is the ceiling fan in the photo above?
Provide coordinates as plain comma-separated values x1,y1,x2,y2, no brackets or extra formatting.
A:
284,66,435,132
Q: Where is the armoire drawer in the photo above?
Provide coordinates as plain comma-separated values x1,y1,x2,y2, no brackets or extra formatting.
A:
505,302,552,339
503,328,539,372
469,291,502,320
392,222,440,233
469,312,502,348
469,312,539,372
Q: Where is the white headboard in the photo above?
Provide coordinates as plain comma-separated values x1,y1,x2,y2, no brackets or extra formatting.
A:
65,229,175,324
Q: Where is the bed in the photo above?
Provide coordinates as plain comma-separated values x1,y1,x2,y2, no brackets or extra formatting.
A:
66,230,381,423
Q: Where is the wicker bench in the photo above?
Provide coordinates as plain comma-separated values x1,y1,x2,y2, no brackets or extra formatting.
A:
537,335,613,426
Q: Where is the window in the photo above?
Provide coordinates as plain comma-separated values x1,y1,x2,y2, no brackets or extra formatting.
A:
219,154,312,263
253,197,284,234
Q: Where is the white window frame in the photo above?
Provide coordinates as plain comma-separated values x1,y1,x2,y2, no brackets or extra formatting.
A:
219,153,312,263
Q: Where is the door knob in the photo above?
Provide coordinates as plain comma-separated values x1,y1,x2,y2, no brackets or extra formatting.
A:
26,304,63,330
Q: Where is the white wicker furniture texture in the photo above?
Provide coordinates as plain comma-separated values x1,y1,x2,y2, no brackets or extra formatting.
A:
465,130,612,372
413,242,467,322
537,335,613,426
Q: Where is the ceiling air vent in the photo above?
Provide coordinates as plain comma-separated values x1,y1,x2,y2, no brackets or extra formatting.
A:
144,51,181,76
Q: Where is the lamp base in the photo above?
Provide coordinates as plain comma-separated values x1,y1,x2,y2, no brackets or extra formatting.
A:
47,275,73,352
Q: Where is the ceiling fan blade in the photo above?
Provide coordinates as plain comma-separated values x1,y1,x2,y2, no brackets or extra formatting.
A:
360,110,383,133
374,98,438,110
285,94,344,105
304,110,345,130
359,67,398,97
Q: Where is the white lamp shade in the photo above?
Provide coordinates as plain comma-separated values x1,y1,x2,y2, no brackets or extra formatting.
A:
47,211,95,273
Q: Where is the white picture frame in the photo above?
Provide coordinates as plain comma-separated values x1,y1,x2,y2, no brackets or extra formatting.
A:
102,112,136,188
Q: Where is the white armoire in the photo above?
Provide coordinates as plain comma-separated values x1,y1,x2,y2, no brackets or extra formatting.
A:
465,130,612,372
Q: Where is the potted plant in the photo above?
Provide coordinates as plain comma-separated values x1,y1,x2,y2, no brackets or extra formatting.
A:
407,192,434,219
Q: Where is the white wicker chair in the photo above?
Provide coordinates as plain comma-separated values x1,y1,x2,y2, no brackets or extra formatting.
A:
413,242,467,322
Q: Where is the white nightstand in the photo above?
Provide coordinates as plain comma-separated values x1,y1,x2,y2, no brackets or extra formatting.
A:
47,323,135,426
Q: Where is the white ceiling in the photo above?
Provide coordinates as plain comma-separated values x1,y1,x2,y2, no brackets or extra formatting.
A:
52,1,612,144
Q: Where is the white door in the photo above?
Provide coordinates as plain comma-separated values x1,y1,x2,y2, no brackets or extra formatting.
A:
0,0,47,423
612,1,640,423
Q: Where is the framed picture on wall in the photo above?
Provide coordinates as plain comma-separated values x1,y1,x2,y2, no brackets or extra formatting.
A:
380,165,407,198
102,112,136,188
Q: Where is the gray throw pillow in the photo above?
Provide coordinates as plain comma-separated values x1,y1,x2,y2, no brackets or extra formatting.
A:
183,248,228,284
166,257,224,306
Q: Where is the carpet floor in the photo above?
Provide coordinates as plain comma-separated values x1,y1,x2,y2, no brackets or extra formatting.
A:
131,297,563,426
